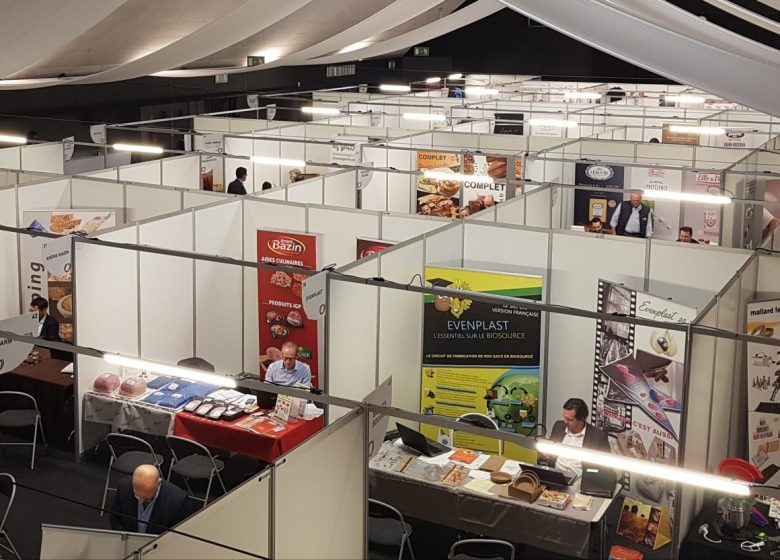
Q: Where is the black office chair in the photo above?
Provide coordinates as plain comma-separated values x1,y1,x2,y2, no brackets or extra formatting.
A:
0,473,21,560
100,433,164,516
165,435,226,507
368,499,415,560
0,391,47,470
448,539,515,560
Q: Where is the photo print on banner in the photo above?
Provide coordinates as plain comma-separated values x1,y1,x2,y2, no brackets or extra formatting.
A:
591,280,694,523
573,163,624,229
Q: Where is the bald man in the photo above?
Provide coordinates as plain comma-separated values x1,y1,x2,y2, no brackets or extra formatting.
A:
109,465,192,535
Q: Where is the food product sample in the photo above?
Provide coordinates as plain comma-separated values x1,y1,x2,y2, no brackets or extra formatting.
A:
93,373,121,394
270,270,292,288
119,377,147,398
270,324,289,338
286,311,303,327
266,311,284,324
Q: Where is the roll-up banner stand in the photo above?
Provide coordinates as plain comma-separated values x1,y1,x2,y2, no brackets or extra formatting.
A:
420,266,543,462
0,313,37,373
591,280,695,545
257,230,320,387
574,163,625,228
745,299,780,485
416,151,461,218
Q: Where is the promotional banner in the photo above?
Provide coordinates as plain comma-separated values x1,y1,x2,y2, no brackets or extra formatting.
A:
661,124,699,145
89,124,107,145
63,137,75,161
266,104,277,121
629,167,683,241
592,280,695,521
356,238,394,260
330,137,363,165
420,266,542,460
493,113,524,135
746,299,780,484
461,153,508,216
0,313,38,374
246,94,260,109
22,210,117,342
574,163,625,228
197,133,224,192
682,170,722,244
257,230,319,387
416,151,462,218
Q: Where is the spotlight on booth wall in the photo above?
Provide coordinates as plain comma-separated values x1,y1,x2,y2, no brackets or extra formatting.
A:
301,106,341,116
379,84,411,93
425,77,442,84
103,354,237,389
642,189,732,205
423,170,493,184
448,73,463,80
564,91,601,100
0,134,27,144
667,125,725,136
536,440,750,496
465,87,499,96
403,113,447,122
665,95,706,104
251,156,306,167
113,143,163,154
527,119,578,129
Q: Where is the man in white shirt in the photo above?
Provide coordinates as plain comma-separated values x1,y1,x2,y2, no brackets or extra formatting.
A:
610,192,654,238
265,341,312,387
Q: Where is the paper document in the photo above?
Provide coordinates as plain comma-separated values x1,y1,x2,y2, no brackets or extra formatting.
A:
464,479,496,496
467,469,491,480
419,450,455,465
500,460,521,476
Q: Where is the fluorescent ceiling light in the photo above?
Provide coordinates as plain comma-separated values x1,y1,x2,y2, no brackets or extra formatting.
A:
0,134,27,144
642,189,731,205
564,91,601,100
448,73,463,80
338,41,369,54
536,440,750,496
423,170,493,184
301,106,341,116
251,156,306,167
113,143,163,154
251,49,282,63
667,125,725,135
403,112,446,122
465,87,499,96
425,77,441,84
380,84,411,93
665,95,706,104
527,119,578,128
103,354,237,389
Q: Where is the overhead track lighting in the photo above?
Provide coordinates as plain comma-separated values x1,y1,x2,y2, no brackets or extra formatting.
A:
0,134,27,144
642,189,731,205
664,95,706,104
425,77,442,84
301,106,341,116
103,354,237,388
251,156,306,167
113,143,163,154
465,87,499,96
667,125,725,135
379,84,411,93
423,170,492,184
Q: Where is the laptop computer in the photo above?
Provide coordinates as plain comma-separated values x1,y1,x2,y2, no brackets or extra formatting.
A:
396,423,451,457
580,466,617,498
519,462,577,487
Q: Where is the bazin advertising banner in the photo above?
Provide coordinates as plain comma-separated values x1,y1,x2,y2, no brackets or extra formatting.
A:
416,151,462,218
257,230,319,387
629,167,683,241
356,238,394,260
574,163,625,227
682,170,722,244
420,267,542,461
0,313,38,374
592,280,695,522
745,299,780,484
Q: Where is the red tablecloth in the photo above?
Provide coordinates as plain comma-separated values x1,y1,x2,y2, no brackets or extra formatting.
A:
173,411,324,462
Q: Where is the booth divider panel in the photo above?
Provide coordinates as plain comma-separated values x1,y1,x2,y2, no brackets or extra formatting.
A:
141,474,271,559
424,223,464,269
273,410,366,560
16,179,70,224
733,257,759,454
286,177,323,204
323,170,357,209
124,184,182,222
357,168,386,212
21,143,65,174
381,214,449,242
138,214,194,365
0,188,19,318
82,168,119,180
0,147,20,170
193,117,231,133
70,178,124,209
0,170,17,187
182,191,226,209
524,186,552,228
118,161,161,185
469,205,497,222
757,254,780,299
161,155,200,189
463,223,549,277
387,170,414,214
308,207,380,270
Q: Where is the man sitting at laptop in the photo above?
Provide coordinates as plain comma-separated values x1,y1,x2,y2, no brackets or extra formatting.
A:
538,398,610,478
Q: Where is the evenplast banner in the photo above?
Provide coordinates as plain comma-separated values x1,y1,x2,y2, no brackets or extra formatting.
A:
257,230,319,387
746,299,780,484
592,280,694,523
420,267,542,460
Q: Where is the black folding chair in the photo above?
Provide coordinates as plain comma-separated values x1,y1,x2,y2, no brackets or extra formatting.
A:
100,433,164,516
0,391,47,470
165,435,226,507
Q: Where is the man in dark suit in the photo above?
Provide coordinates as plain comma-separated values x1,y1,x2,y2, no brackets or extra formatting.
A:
110,465,192,535
30,296,60,341
538,398,611,477
227,166,248,195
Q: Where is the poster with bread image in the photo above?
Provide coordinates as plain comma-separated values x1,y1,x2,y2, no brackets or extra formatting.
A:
416,151,462,218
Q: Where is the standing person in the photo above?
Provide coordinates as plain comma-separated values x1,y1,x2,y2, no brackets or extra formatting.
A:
265,341,311,387
227,167,248,195
30,296,60,341
610,192,653,238
110,465,192,535
538,398,610,478
676,226,699,243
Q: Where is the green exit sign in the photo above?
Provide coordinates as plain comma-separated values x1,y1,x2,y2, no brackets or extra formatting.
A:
413,46,430,57
214,74,228,84
247,56,265,67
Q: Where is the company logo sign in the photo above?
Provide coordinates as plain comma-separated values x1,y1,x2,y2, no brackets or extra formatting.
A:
585,164,614,181
268,236,305,257
726,130,745,139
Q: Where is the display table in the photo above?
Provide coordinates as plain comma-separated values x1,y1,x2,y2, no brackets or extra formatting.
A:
83,392,176,436
173,412,324,462
369,442,616,559
0,349,74,448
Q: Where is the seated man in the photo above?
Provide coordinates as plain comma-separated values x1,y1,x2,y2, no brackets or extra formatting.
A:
589,217,604,234
538,398,610,478
30,296,60,341
110,464,192,535
265,341,311,387
676,226,699,243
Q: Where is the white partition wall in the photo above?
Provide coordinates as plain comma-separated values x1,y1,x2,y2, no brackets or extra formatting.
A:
161,154,201,189
20,143,65,174
0,187,19,318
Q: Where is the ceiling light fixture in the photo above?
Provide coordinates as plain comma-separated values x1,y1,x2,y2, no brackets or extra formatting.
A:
425,77,442,84
0,134,28,144
103,354,237,388
251,156,306,167
112,143,163,154
423,170,492,184
564,91,601,100
338,42,369,54
642,189,732,205
667,125,725,135
665,95,706,104
448,73,463,80
380,84,411,93
403,113,447,122
301,106,341,116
